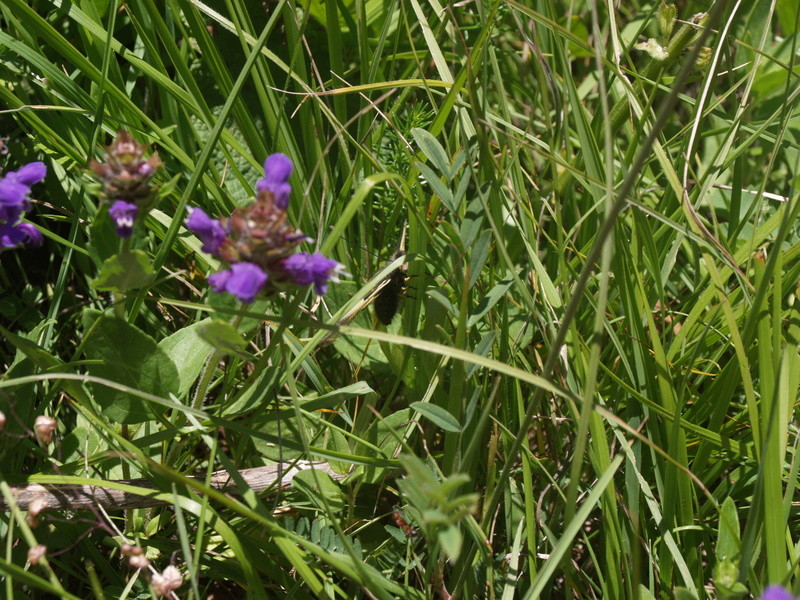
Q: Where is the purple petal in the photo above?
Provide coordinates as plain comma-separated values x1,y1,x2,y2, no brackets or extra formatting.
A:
186,207,227,255
762,587,795,600
255,180,291,209
262,153,293,184
8,161,47,186
0,223,27,248
0,178,29,207
225,262,268,303
283,252,342,295
0,203,23,224
207,269,231,293
208,262,267,303
109,200,138,238
15,222,43,247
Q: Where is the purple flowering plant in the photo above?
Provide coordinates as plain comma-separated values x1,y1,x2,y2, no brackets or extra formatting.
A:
186,153,342,303
0,160,46,250
89,131,162,239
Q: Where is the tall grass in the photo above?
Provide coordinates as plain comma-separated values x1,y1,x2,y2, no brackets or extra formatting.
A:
0,0,799,598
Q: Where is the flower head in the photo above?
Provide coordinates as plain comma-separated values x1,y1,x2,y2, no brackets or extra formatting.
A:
189,153,341,302
256,153,293,209
185,207,227,255
89,131,162,238
282,252,343,295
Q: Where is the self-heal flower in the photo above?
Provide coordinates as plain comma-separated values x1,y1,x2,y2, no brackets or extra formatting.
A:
109,200,138,238
256,153,293,209
283,252,343,295
185,207,227,255
89,131,162,238
208,262,268,303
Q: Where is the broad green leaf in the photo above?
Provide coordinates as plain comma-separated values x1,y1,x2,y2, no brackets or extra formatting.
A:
158,320,215,399
196,320,251,358
716,497,740,561
410,402,461,432
438,525,463,562
84,314,179,424
92,250,155,292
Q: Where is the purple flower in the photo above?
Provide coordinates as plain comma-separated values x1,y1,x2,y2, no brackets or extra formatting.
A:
208,262,268,303
15,222,42,247
762,587,796,600
283,252,342,295
7,161,47,186
186,207,227,255
109,200,138,238
256,153,293,209
0,178,30,208
0,222,41,248
0,161,46,251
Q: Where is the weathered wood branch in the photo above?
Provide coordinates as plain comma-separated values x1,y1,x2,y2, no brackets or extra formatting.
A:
0,462,342,511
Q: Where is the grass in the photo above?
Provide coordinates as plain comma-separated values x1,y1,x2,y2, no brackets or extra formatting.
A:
1,0,799,598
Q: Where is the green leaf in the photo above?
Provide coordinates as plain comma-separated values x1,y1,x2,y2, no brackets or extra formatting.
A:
92,250,155,292
411,127,451,177
158,320,215,399
716,497,740,561
84,314,179,424
673,587,699,600
437,525,463,562
196,320,251,359
410,402,461,432
416,161,456,212
292,469,345,513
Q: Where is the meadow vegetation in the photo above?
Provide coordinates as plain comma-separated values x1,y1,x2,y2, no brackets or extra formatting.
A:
0,0,799,598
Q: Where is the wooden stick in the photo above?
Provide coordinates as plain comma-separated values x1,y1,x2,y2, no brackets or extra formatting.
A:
0,462,342,511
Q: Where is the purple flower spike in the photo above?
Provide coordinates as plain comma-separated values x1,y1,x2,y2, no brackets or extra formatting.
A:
109,200,138,238
8,161,47,186
208,262,267,303
256,153,293,209
762,587,796,600
186,207,227,255
283,252,343,295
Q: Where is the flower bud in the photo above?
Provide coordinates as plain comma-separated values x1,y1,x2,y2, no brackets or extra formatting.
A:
695,46,712,69
27,545,47,565
151,565,183,596
657,1,676,40
0,411,6,431
34,416,57,444
26,498,48,528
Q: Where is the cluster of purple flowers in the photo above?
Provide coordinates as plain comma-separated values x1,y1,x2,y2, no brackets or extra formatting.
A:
0,161,46,249
89,131,162,238
186,153,342,303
